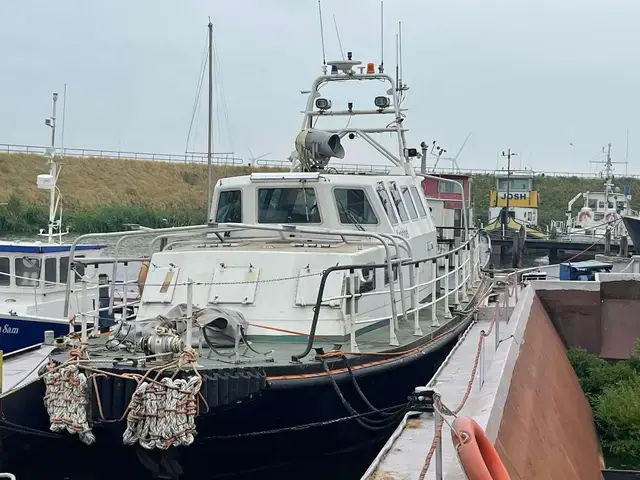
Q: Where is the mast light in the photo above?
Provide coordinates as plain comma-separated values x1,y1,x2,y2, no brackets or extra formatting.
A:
367,62,375,74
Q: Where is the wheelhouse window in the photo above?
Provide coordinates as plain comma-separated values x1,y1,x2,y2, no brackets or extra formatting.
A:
15,257,41,287
215,190,242,223
60,257,69,284
401,187,418,220
389,182,409,223
0,257,9,286
45,258,57,286
410,186,428,217
257,187,321,223
497,178,531,191
438,181,463,194
334,188,378,225
376,183,398,225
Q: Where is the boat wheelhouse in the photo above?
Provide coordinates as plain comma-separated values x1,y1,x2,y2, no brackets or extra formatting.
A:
31,53,492,478
421,173,473,244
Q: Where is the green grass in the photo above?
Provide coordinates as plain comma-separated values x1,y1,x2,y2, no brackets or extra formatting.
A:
0,151,638,234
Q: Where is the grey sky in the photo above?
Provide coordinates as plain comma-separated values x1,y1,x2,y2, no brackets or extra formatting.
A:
1,0,638,174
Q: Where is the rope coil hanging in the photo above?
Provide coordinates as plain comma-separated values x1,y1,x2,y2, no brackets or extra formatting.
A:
123,375,202,450
43,364,95,445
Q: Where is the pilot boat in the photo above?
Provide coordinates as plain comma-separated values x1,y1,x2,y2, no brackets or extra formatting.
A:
12,55,492,477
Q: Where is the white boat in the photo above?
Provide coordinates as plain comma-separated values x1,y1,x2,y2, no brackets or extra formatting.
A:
9,53,492,477
0,93,132,355
551,144,636,246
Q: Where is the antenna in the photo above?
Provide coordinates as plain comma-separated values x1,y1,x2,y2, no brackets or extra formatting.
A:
625,128,629,176
398,22,403,88
379,1,384,73
317,0,327,73
395,33,399,90
332,14,345,60
61,83,67,152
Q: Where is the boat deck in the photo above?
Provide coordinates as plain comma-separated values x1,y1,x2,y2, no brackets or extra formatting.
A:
2,345,54,394
56,272,476,371
363,291,520,479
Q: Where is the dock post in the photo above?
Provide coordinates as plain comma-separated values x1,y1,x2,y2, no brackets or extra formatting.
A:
431,260,440,327
605,228,612,256
619,235,629,257
434,407,443,480
443,256,453,319
186,278,193,350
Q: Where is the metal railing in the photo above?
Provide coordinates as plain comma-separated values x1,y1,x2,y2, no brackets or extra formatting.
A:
292,229,488,361
3,142,640,178
0,143,243,165
61,222,489,365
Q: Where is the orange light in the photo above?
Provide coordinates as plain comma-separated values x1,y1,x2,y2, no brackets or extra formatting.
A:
367,62,375,74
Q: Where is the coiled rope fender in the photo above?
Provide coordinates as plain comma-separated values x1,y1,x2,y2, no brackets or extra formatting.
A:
451,416,510,480
123,375,202,450
43,364,95,445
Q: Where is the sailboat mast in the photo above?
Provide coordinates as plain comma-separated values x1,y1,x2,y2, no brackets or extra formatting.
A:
206,19,214,220
47,92,59,244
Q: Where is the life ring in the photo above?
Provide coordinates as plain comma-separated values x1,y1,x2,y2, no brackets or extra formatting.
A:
605,212,617,223
578,210,592,223
137,259,150,297
451,416,511,480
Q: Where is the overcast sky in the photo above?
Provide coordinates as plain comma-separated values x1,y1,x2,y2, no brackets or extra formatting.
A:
1,0,638,174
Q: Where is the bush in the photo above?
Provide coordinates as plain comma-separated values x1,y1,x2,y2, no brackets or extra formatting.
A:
567,342,640,469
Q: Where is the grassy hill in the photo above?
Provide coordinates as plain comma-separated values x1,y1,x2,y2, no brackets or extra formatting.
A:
0,152,637,233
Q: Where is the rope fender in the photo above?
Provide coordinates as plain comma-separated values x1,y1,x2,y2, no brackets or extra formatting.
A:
123,375,202,450
451,416,510,480
43,364,95,445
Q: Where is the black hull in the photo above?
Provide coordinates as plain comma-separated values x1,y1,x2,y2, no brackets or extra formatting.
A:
623,216,640,250
0,331,463,479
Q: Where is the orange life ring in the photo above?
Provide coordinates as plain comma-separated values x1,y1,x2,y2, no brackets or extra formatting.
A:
578,210,592,222
451,416,511,480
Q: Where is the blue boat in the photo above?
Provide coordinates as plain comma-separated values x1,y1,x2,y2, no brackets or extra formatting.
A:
0,241,108,355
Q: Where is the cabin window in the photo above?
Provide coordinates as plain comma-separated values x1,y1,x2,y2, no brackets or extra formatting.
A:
401,187,419,220
257,187,321,224
598,201,605,209
438,181,463,194
376,183,398,225
215,190,242,223
389,182,409,223
410,186,428,217
45,258,57,286
0,257,9,286
588,199,598,210
60,257,69,284
497,178,531,191
334,189,378,225
15,257,41,287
